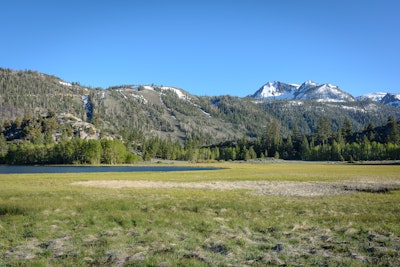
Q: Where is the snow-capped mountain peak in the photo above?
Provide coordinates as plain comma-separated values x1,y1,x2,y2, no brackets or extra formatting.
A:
252,80,355,102
297,81,355,102
380,93,400,108
251,81,299,100
303,80,317,87
357,92,387,102
357,92,400,108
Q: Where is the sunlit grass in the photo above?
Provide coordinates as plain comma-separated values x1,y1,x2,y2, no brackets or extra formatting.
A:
1,162,399,266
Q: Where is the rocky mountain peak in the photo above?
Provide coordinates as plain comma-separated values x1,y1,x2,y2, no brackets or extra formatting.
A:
252,80,355,102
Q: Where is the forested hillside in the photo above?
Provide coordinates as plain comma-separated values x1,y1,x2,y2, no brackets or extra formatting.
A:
1,68,400,163
0,69,89,120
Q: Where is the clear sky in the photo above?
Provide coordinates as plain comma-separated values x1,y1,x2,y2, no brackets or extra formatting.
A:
1,0,399,97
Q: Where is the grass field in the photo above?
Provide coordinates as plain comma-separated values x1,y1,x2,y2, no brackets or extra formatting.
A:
1,162,400,266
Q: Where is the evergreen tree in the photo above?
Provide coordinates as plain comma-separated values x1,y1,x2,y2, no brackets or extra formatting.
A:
300,136,310,160
386,116,399,145
263,119,280,156
365,122,375,141
283,134,294,159
343,117,353,139
330,141,341,161
292,124,300,141
316,117,330,145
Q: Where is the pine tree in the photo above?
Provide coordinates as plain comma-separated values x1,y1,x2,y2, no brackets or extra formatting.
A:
365,122,375,141
300,136,310,160
263,119,280,156
284,134,294,159
316,117,330,145
292,124,300,141
386,116,399,145
343,117,353,139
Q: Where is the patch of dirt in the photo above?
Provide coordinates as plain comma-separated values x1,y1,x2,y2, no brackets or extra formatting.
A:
3,236,75,261
72,179,400,197
2,239,41,260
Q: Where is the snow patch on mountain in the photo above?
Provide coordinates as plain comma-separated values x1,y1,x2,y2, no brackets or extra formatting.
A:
302,80,318,87
143,85,155,91
81,95,93,121
139,85,191,101
161,86,191,101
328,104,366,113
59,81,72,87
131,94,148,104
138,85,212,118
163,87,212,117
82,95,89,107
286,101,304,106
99,91,105,100
118,90,127,99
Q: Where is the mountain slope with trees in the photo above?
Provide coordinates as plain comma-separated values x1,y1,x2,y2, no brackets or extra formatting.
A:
1,68,400,163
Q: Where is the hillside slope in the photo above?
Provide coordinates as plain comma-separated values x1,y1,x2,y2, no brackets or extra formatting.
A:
1,68,400,145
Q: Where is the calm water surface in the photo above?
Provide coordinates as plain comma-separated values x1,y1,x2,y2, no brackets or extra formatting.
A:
0,165,218,174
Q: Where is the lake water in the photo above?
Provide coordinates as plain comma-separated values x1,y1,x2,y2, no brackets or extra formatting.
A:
0,165,218,174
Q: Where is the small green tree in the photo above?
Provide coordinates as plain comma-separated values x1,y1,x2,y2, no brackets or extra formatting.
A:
248,146,257,159
85,140,102,164
101,139,127,164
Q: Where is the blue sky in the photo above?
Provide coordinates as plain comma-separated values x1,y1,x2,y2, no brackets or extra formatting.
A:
1,0,399,97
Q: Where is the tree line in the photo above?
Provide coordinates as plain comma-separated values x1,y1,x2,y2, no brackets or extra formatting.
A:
1,111,399,164
0,111,141,165
135,116,400,162
0,138,141,165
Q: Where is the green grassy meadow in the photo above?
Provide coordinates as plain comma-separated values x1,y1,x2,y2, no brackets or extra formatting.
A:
1,162,400,266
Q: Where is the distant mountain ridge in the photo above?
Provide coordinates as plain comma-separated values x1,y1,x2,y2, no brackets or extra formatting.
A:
251,80,398,107
252,80,355,102
357,92,400,108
